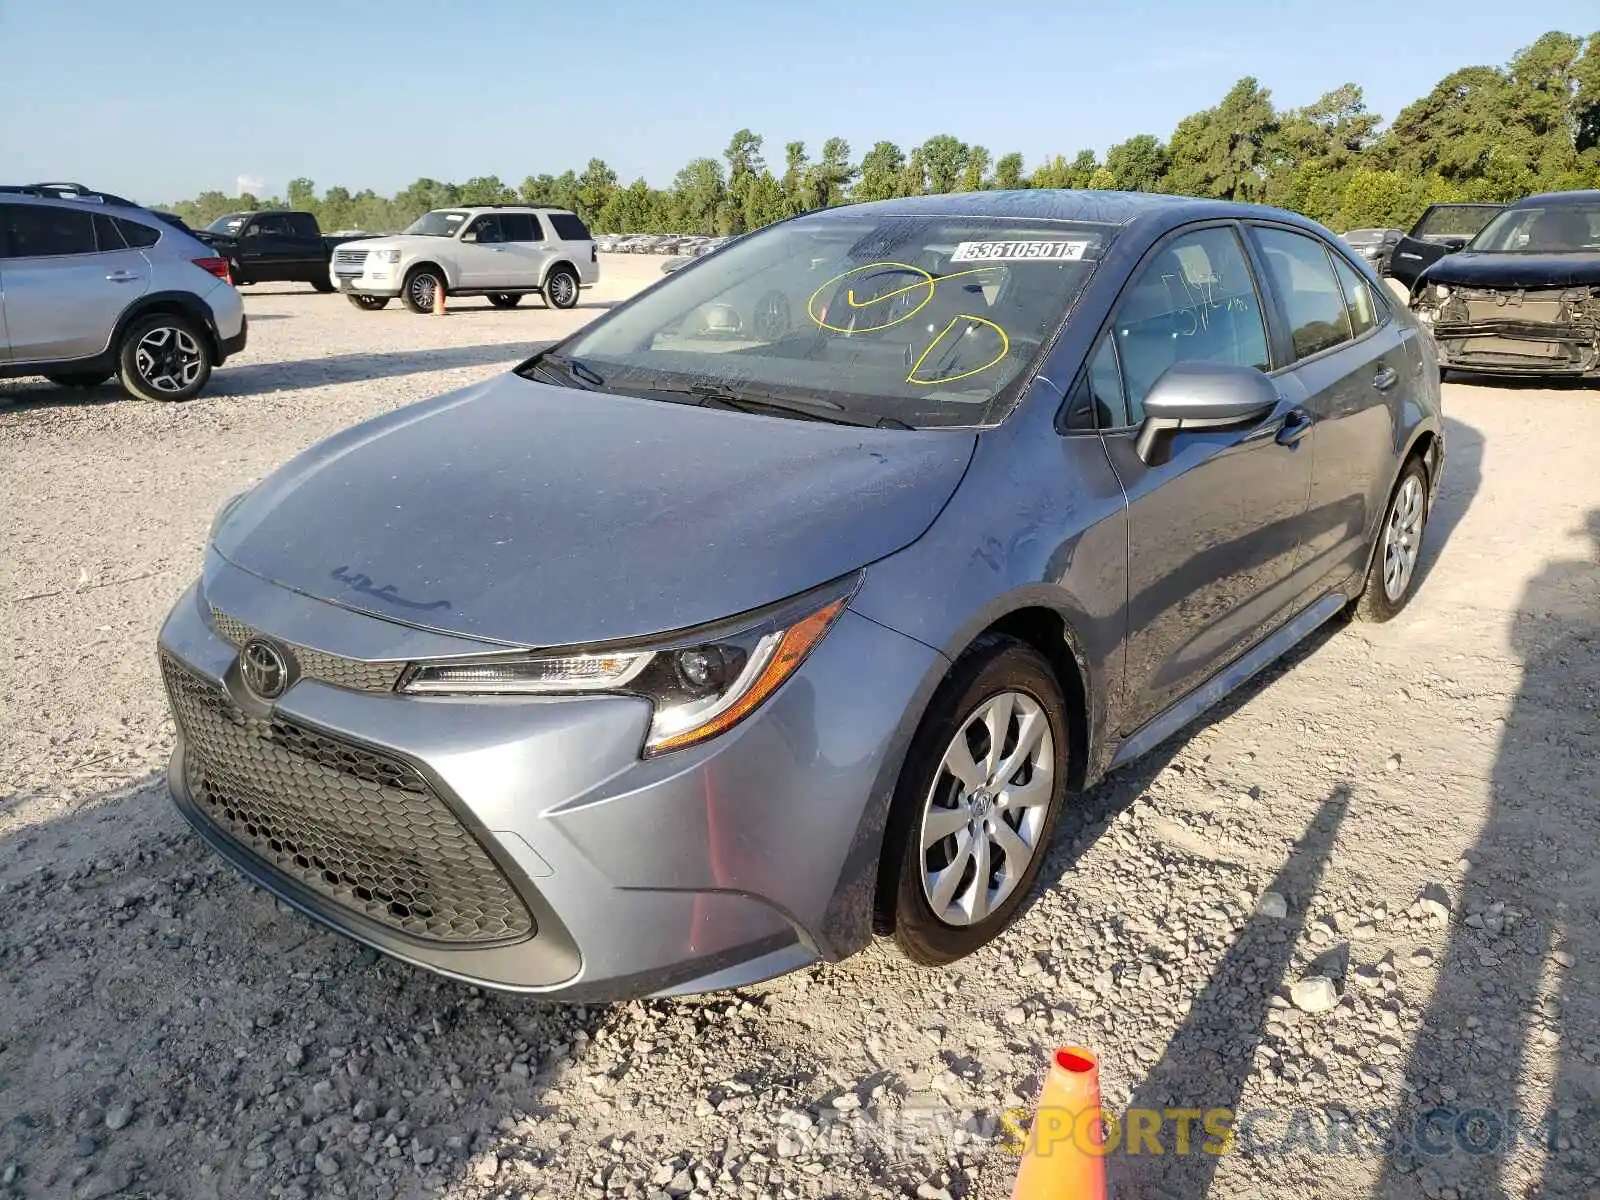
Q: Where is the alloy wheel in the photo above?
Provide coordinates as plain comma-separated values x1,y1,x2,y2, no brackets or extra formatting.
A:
134,326,204,394
548,272,576,307
1383,475,1425,601
409,273,439,310
919,691,1054,926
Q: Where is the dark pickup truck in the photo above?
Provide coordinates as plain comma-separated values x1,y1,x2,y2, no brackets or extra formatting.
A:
1385,202,1505,293
191,210,372,291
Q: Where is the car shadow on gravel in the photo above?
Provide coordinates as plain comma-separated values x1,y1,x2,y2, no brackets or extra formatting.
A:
1369,508,1600,1200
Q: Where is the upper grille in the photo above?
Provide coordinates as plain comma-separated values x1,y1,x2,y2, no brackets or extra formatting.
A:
210,606,405,694
162,655,534,945
332,248,368,274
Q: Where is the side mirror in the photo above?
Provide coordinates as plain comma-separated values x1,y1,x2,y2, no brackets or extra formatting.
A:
1135,361,1279,463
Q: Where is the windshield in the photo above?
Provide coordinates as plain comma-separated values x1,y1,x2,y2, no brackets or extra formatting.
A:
1415,206,1501,239
1469,204,1600,254
550,212,1112,428
206,214,248,235
403,210,469,238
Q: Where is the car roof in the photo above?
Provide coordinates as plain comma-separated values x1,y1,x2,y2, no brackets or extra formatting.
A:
1511,189,1600,208
804,188,1313,229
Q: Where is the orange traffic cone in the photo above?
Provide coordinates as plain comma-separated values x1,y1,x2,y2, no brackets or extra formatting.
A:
433,279,447,316
1010,1046,1108,1200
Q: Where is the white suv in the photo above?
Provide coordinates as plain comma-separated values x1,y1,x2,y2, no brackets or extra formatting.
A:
331,206,598,313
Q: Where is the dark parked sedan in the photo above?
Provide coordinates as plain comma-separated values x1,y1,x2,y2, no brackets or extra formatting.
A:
1411,190,1600,377
159,191,1444,999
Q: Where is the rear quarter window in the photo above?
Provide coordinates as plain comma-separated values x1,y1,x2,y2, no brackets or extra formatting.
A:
548,213,591,241
115,218,162,248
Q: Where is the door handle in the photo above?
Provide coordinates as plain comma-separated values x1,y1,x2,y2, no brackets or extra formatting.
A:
105,271,141,282
1275,408,1313,447
1397,252,1421,260
1373,366,1399,392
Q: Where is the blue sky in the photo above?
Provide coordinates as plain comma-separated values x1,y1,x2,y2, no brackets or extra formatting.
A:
1,0,1594,203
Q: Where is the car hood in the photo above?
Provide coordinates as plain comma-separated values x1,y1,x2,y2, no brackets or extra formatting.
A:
212,374,976,647
1422,251,1600,290
337,234,451,254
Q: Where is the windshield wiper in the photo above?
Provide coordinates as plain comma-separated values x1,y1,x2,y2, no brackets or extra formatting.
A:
525,351,605,390
646,383,912,430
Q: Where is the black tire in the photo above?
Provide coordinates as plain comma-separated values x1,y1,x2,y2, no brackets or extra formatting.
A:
346,294,391,311
44,371,113,388
403,267,445,314
880,634,1071,966
487,294,522,309
116,313,213,402
311,277,337,294
544,266,580,310
1351,456,1430,623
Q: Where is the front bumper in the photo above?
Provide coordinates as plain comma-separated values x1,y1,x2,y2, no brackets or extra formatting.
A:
156,554,942,999
1430,320,1600,376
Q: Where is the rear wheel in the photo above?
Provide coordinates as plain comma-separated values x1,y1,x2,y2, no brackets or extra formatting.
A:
346,294,390,311
881,635,1070,965
487,294,522,309
45,371,113,388
117,313,212,402
544,266,580,310
1351,456,1430,622
403,267,445,314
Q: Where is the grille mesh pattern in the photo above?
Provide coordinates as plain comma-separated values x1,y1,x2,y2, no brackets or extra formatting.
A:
209,606,405,694
163,655,533,944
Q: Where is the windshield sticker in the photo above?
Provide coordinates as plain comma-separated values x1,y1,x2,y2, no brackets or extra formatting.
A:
951,240,1088,263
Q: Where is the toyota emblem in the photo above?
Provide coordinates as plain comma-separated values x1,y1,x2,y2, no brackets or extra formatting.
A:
239,639,290,700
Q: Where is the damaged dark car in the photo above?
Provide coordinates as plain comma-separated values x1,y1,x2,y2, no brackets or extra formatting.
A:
1410,190,1600,378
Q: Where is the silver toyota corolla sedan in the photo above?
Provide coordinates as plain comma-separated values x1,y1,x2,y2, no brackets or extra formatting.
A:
158,191,1444,999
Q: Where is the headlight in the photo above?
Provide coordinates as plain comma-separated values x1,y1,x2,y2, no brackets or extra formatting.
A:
371,249,402,264
397,575,859,755
208,489,249,542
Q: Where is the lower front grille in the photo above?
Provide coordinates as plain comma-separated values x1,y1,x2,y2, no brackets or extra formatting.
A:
162,654,533,945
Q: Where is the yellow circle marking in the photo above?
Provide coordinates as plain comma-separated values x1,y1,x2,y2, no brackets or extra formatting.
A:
906,314,1011,386
807,261,935,333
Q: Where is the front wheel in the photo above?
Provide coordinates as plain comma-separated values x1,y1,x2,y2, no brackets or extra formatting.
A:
1351,456,1430,622
544,267,580,310
117,313,213,402
487,293,522,309
311,277,337,294
403,268,445,314
881,635,1070,965
346,294,390,311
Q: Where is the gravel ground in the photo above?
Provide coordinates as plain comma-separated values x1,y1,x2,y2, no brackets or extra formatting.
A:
2,258,1597,1200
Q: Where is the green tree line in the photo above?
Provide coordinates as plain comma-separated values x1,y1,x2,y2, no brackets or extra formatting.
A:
163,30,1600,237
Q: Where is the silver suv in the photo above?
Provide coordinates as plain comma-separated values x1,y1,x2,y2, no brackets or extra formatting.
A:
0,188,247,402
331,206,599,313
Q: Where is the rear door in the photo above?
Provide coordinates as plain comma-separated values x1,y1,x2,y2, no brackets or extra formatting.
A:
496,213,549,287
285,212,325,280
1246,224,1401,595
0,203,152,362
1096,223,1315,729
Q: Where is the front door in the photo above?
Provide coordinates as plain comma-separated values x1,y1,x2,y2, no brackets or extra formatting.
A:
455,215,514,288
0,203,151,362
1097,224,1314,729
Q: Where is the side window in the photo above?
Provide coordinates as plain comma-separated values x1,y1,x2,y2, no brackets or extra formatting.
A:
465,215,505,243
4,205,98,257
1331,253,1379,338
548,212,591,241
254,214,293,237
115,217,162,248
94,213,128,252
1252,227,1353,360
1112,226,1270,423
500,214,538,241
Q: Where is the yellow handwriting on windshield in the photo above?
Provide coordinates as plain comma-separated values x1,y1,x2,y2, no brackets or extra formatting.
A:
906,315,1011,385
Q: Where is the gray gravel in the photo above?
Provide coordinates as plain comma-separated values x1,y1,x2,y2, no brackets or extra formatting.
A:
2,265,1598,1198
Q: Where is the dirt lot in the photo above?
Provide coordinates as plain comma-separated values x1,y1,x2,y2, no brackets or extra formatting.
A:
1,256,1597,1200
